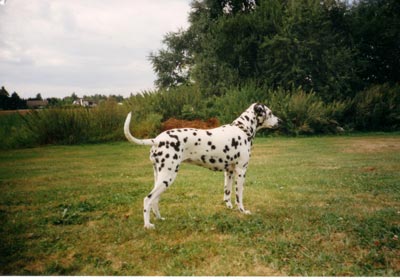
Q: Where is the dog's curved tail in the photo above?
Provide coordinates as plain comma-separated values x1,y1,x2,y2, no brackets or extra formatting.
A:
124,112,155,146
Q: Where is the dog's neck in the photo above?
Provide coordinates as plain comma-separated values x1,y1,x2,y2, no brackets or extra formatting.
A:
231,109,258,141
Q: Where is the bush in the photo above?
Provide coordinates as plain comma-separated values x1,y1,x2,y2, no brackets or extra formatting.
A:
352,84,400,131
0,113,36,149
213,83,266,123
268,88,350,135
18,99,128,146
130,113,163,138
212,84,350,135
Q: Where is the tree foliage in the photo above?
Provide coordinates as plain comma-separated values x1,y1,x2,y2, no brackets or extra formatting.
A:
150,0,399,100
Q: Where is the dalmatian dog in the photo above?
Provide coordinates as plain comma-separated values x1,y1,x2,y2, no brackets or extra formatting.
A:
124,103,280,229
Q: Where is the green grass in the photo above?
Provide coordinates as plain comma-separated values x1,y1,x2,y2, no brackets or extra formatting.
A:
1,134,399,276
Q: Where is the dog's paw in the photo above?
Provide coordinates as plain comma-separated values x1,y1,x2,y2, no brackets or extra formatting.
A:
239,208,252,215
244,210,252,215
144,223,155,229
225,201,233,209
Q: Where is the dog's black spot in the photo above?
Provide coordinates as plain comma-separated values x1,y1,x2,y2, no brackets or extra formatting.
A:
163,181,169,187
201,155,206,163
173,154,178,160
193,132,197,136
206,131,212,136
183,137,188,143
236,194,240,203
159,141,165,148
147,194,152,199
244,115,250,121
157,151,163,156
209,158,216,164
207,141,212,146
175,164,180,173
211,145,216,150
170,141,181,152
219,158,223,163
169,133,179,141
223,145,230,153
165,154,170,158
225,189,231,195
231,138,239,150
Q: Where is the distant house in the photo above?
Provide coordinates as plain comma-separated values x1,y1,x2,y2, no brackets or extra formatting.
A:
27,100,48,109
73,99,97,107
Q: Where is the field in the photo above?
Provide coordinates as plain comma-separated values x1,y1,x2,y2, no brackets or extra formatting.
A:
1,134,399,276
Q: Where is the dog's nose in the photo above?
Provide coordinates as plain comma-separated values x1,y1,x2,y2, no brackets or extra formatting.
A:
277,118,282,126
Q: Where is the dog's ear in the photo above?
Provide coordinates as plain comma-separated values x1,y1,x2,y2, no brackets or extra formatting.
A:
254,103,265,116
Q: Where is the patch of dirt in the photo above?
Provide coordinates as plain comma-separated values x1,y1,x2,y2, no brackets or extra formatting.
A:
161,117,220,131
0,109,31,116
342,137,400,153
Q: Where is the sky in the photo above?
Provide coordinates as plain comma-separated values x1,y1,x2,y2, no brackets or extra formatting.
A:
0,0,191,99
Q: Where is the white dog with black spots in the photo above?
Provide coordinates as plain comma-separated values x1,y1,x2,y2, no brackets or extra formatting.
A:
124,103,280,229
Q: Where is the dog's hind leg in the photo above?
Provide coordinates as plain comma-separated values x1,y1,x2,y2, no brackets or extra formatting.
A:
151,196,164,220
143,170,177,229
224,170,234,209
149,165,164,220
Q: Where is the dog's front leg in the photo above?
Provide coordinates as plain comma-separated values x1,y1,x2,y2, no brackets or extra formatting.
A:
224,170,234,209
235,168,251,214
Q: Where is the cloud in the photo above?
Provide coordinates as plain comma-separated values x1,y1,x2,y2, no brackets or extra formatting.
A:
0,0,190,98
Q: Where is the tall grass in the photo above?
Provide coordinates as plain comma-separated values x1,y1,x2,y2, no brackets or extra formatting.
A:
352,84,400,131
0,99,129,148
1,83,398,149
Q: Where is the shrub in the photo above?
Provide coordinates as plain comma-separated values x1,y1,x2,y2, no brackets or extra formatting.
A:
19,99,129,146
352,84,400,131
213,83,266,123
129,113,163,138
268,88,350,135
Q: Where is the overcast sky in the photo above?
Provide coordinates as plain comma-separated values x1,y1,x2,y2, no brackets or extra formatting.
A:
0,0,191,99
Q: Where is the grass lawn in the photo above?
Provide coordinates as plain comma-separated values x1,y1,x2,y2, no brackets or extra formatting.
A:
0,134,399,276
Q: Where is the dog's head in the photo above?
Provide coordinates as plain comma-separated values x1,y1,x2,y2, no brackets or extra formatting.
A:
253,103,281,130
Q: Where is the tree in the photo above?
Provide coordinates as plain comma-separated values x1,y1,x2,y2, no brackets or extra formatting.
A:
9,92,20,110
149,30,194,89
35,93,43,100
258,0,358,101
150,0,399,100
350,0,400,86
0,86,10,109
